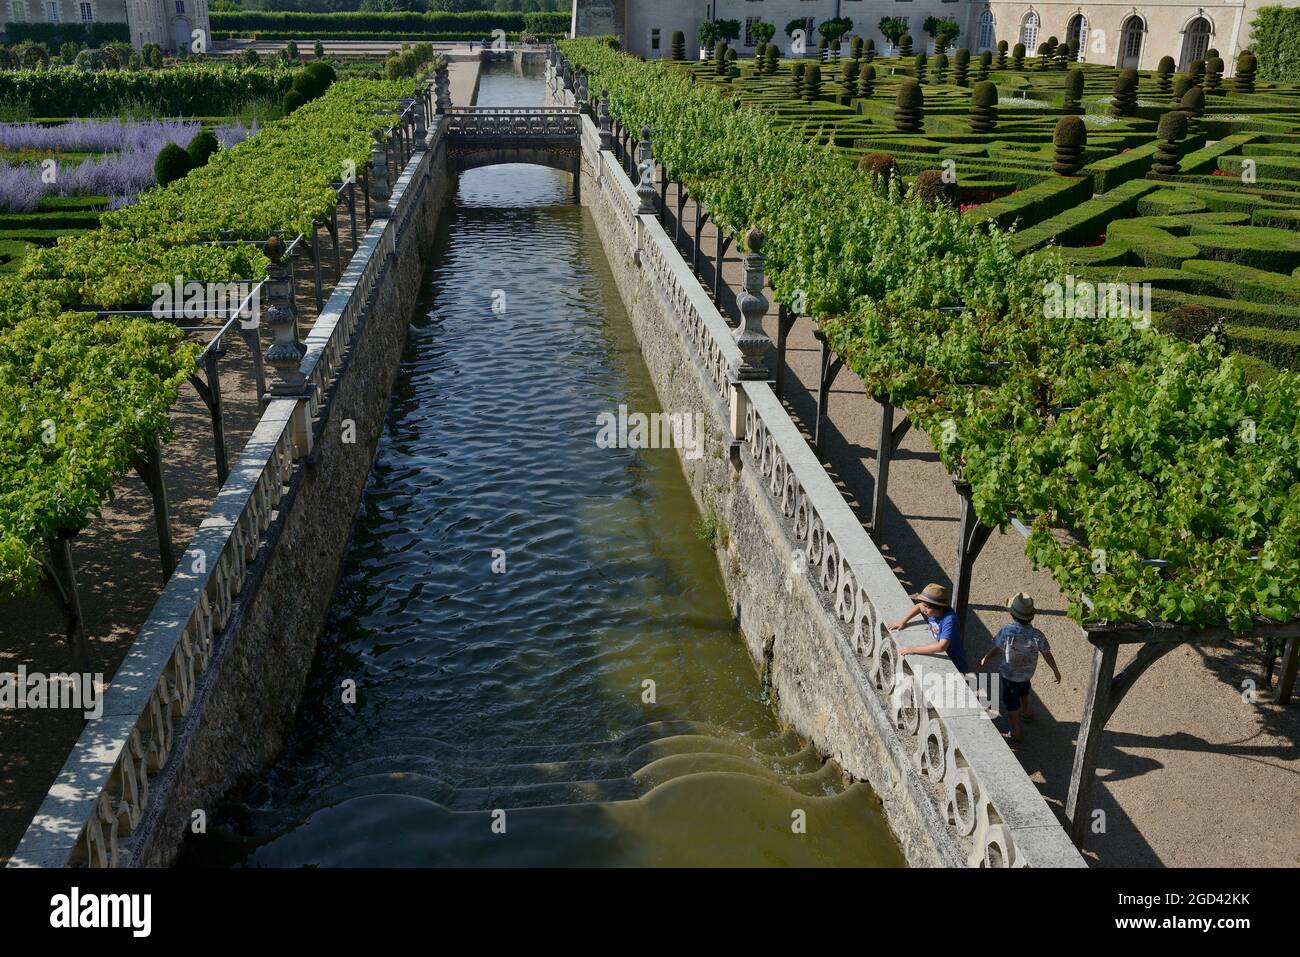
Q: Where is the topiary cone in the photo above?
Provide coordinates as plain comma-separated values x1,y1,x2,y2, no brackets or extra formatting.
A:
1156,55,1175,94
1012,42,1025,71
865,38,876,63
840,59,861,103
1152,110,1187,175
894,79,924,132
978,50,992,81
1052,115,1087,174
1062,67,1084,115
1109,68,1138,117
765,44,780,75
804,63,822,102
914,52,928,84
899,33,913,57
792,61,806,98
858,63,876,98
954,47,970,86
671,30,685,60
1235,51,1256,93
933,52,949,84
1205,56,1224,93
969,80,998,133
997,40,1008,70
1180,84,1205,135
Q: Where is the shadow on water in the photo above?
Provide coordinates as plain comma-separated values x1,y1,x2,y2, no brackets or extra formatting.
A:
178,61,903,868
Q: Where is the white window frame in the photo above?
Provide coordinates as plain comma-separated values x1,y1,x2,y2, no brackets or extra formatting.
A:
44,0,59,22
1020,11,1039,51
977,10,995,53
79,0,92,22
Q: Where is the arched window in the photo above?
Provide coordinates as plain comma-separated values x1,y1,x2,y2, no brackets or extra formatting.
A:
978,10,995,53
1118,15,1144,69
1067,13,1088,61
1179,16,1212,70
1020,11,1040,51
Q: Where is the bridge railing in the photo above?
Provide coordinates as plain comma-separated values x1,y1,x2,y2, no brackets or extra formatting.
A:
445,105,580,137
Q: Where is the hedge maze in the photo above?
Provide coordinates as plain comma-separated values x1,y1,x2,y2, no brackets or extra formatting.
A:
676,47,1300,375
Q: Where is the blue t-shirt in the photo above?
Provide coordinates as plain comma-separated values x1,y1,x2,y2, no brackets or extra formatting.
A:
925,608,968,673
993,621,1050,682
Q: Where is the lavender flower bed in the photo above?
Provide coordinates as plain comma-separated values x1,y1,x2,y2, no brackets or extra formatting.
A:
0,119,257,212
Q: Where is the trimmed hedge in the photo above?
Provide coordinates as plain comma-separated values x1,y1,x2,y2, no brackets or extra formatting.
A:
1180,259,1300,306
968,174,1093,230
1011,179,1158,252
4,22,130,47
1250,5,1300,83
1226,323,1300,367
209,11,569,36
0,65,297,117
1085,140,1159,193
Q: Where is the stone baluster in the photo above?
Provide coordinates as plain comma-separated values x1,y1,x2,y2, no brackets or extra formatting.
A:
598,90,613,150
636,126,656,214
576,69,589,112
435,66,451,114
262,236,315,457
412,96,428,150
370,129,392,219
734,229,772,376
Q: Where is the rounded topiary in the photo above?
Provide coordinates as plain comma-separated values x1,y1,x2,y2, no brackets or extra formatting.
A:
858,63,877,98
1235,51,1256,93
792,61,806,98
1062,67,1084,115
1157,303,1224,347
840,59,861,102
851,36,863,60
933,52,949,84
1206,48,1220,61
1188,57,1206,85
1012,42,1025,71
187,127,219,167
1063,38,1078,67
282,87,307,115
969,80,998,133
977,50,992,81
914,52,928,84
804,63,822,102
1180,84,1205,135
313,39,324,59
864,38,876,63
858,151,900,189
1152,110,1188,175
1156,56,1175,93
1037,42,1051,70
1205,56,1224,93
997,39,1008,70
912,169,955,208
1109,69,1138,117
154,141,193,187
765,44,779,75
671,30,685,60
899,33,913,57
1045,35,1059,58
1172,72,1193,104
1052,115,1087,174
894,79,924,132
953,47,970,86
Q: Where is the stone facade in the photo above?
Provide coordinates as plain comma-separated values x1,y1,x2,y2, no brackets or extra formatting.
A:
1,0,211,53
572,0,1296,72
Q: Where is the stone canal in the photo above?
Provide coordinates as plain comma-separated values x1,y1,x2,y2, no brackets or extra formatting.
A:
181,62,903,868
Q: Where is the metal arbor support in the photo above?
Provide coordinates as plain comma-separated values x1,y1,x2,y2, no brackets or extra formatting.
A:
131,433,175,585
692,208,710,276
189,342,229,486
812,325,845,461
1277,636,1299,704
952,479,994,634
675,181,687,249
42,532,91,674
869,399,912,542
774,304,798,399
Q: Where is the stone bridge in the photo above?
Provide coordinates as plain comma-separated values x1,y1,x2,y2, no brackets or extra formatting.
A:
444,105,582,186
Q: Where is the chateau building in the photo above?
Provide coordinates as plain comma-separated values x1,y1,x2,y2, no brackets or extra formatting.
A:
572,0,1293,73
2,0,211,53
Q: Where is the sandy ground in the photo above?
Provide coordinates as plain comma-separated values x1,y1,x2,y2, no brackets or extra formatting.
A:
659,177,1300,868
0,58,483,864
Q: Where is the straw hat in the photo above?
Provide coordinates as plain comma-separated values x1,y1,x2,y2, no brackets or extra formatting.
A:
915,583,951,608
1008,593,1036,621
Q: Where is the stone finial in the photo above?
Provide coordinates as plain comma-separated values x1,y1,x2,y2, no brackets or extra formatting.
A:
370,129,392,218
636,126,656,214
434,66,451,114
598,90,613,149
412,97,427,146
263,236,306,395
734,229,772,379
576,69,589,109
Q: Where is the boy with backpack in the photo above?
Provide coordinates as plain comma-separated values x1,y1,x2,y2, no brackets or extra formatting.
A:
979,593,1061,741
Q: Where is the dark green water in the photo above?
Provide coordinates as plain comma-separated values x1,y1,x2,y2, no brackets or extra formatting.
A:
180,62,903,868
